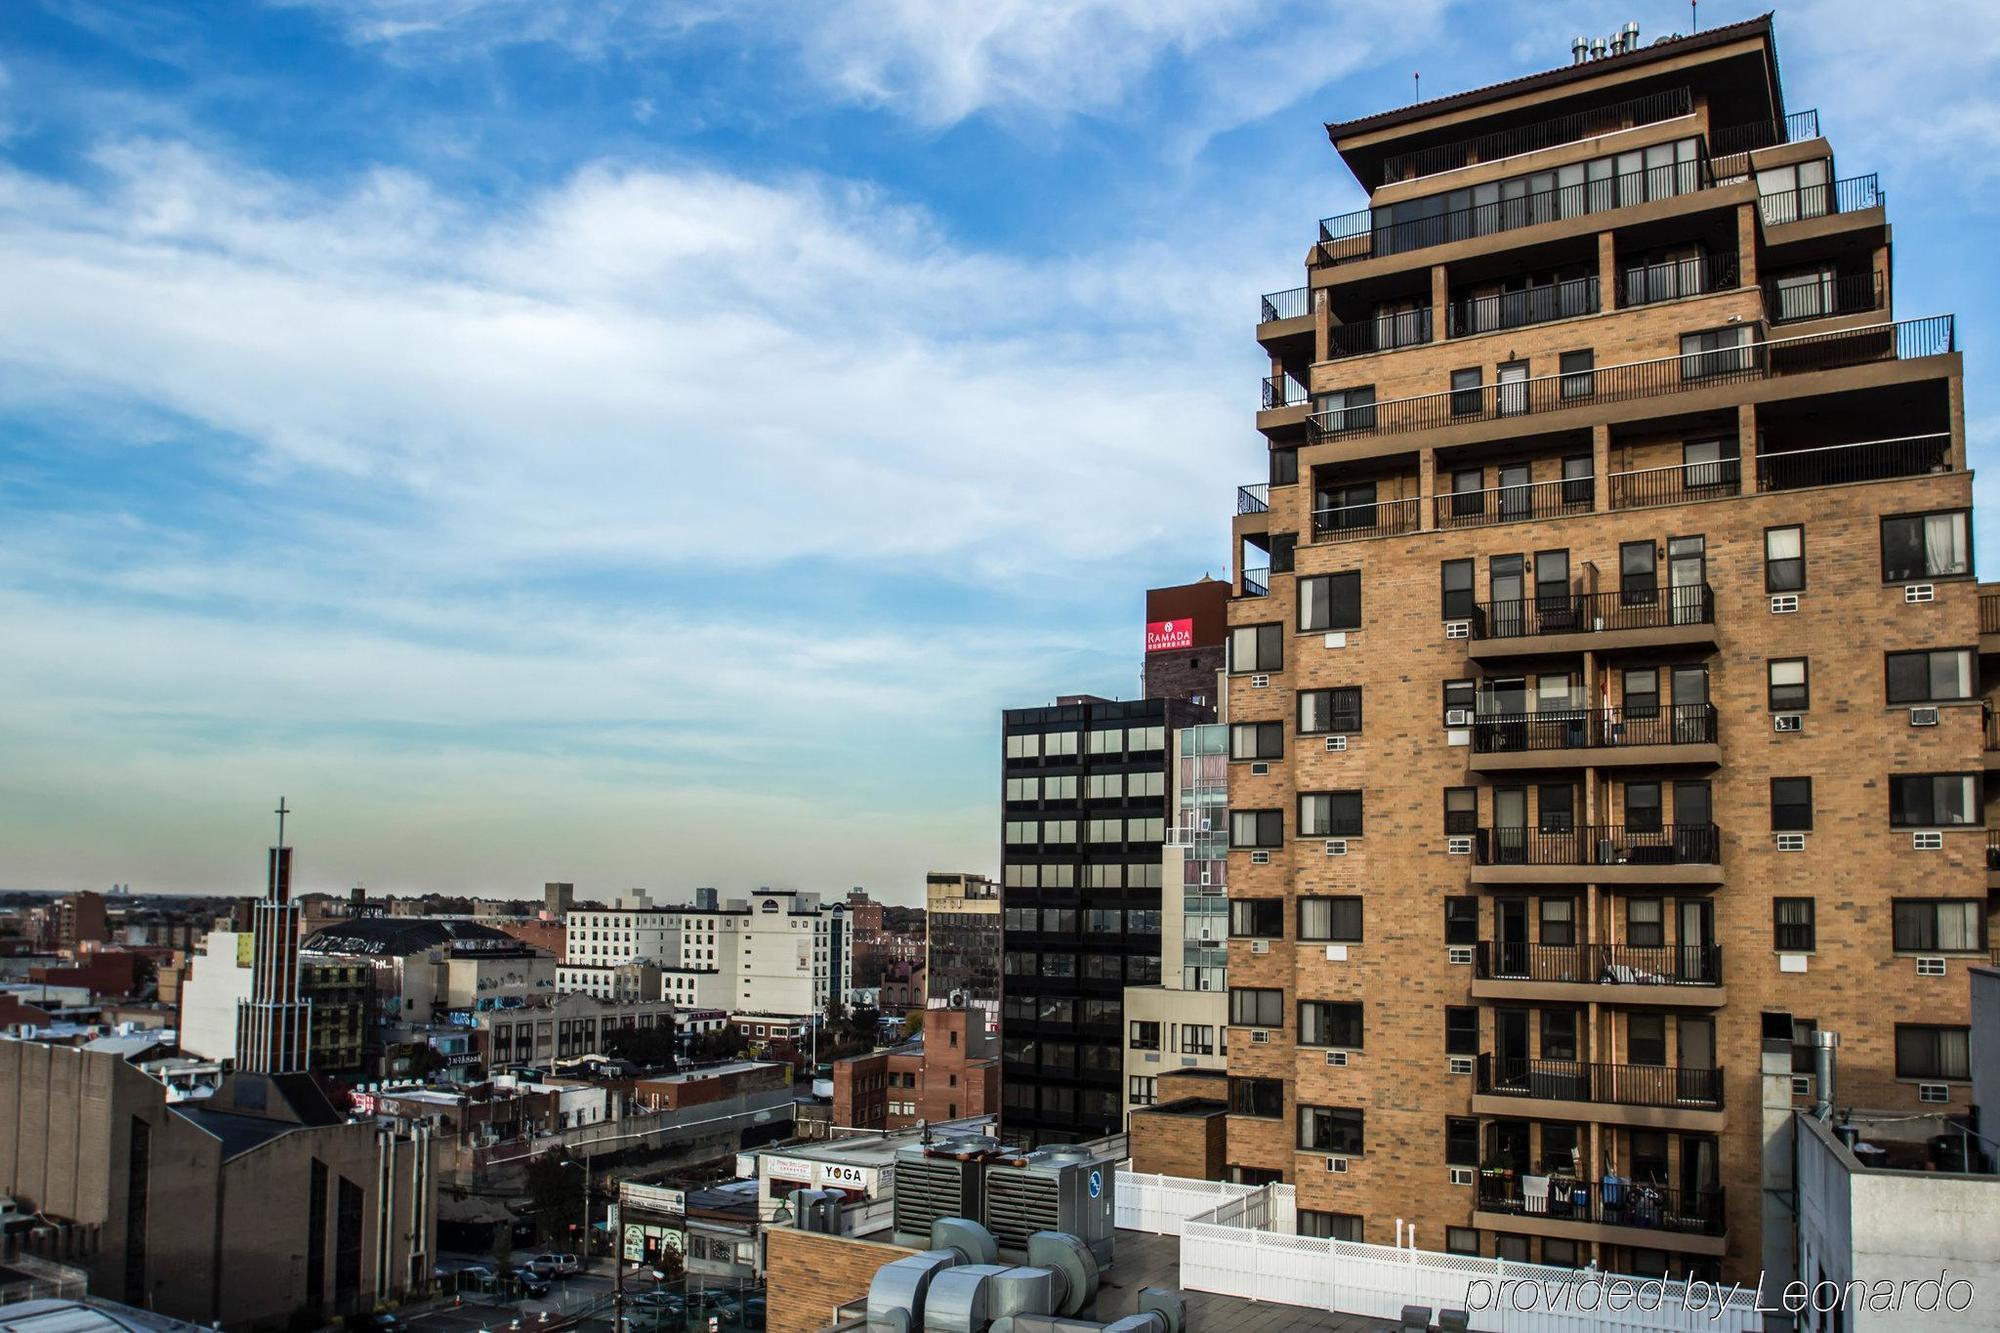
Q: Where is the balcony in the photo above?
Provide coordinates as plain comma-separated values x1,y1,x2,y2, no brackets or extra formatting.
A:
1473,942,1725,1007
1467,704,1719,772
1433,475,1593,530
1377,88,1696,186
1708,108,1821,168
1327,308,1432,359
1474,1173,1726,1255
1460,585,1716,660
1608,434,1953,511
1473,1055,1724,1130
1469,824,1722,887
1447,275,1598,338
1312,496,1420,544
1758,173,1883,228
1237,483,1271,515
1304,316,1955,448
1615,252,1740,309
1988,831,2000,891
1261,373,1309,411
1240,567,1269,598
1765,272,1885,325
1259,286,1311,323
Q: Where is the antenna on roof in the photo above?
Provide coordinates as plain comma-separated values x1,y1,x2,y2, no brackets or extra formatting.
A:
1413,71,1420,101
1691,0,1698,31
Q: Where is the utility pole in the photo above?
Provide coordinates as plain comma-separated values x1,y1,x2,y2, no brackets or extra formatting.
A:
609,1201,626,1333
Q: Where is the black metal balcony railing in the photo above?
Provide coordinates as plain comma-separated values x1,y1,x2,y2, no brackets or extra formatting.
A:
1305,316,1954,445
1765,271,1885,324
1758,173,1883,227
1312,496,1420,543
1987,830,2000,872
1448,276,1599,337
1262,373,1309,410
1476,1054,1724,1110
1616,252,1740,309
1709,108,1822,161
1237,483,1271,515
1757,434,1951,491
1982,593,2000,636
1472,823,1722,868
1434,476,1594,529
1241,567,1269,598
1327,307,1432,358
1476,1172,1727,1238
1475,941,1722,987
1470,703,1717,755
1379,88,1696,185
1608,457,1742,510
1318,159,1714,266
1260,286,1311,323
1462,584,1715,641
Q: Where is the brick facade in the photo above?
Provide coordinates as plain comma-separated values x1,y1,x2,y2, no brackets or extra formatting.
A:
765,1228,916,1333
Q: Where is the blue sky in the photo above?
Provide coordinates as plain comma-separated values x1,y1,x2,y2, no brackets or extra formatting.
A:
3,0,1997,902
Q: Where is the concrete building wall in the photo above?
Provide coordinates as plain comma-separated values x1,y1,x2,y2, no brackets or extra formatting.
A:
1121,985,1228,1124
178,930,254,1062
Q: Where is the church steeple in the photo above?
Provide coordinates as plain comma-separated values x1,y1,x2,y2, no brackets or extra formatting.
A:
236,797,312,1074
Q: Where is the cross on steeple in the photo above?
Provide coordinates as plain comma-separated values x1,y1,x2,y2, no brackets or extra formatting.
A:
275,796,290,850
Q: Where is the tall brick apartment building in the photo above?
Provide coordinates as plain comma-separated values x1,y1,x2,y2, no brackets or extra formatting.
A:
1209,15,1983,1282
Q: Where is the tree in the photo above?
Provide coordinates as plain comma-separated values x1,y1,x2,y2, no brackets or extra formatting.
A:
525,1151,586,1248
651,1246,684,1284
491,1217,513,1274
689,1024,743,1062
603,1023,677,1069
901,1010,922,1039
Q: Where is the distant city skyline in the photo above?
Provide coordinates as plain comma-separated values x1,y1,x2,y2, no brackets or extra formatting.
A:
3,0,1997,898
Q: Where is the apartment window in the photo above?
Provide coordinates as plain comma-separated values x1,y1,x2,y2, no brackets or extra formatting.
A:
1627,897,1664,949
1539,897,1575,946
1628,1013,1667,1066
1444,1006,1478,1055
1893,900,1985,953
1882,510,1971,581
1299,1211,1364,1242
1181,1024,1216,1055
1559,349,1594,400
1765,526,1805,592
1680,326,1754,379
1768,659,1809,712
1623,667,1660,718
1774,898,1816,952
1624,781,1663,833
1451,368,1483,416
1682,436,1739,491
1444,898,1478,946
1441,560,1476,620
1446,1228,1481,1257
1541,1009,1579,1061
1619,541,1657,604
1298,1106,1364,1155
1317,386,1377,433
1298,1001,1363,1048
1885,649,1975,704
1538,783,1575,833
1890,773,1979,827
1298,687,1362,734
1086,773,1124,799
1228,623,1283,673
1298,896,1363,942
1229,988,1283,1028
1791,1017,1819,1074
1494,1235,1532,1263
1445,1118,1480,1167
1443,678,1475,724
1771,777,1814,831
1450,469,1484,518
1896,1025,1971,1081
1128,1076,1157,1107
1230,722,1282,760
1128,1021,1161,1051
1561,454,1593,506
1300,572,1362,631
1271,447,1298,487
1229,1076,1285,1117
1443,787,1478,835
1229,899,1284,939
1542,1239,1582,1269
1230,809,1282,848
1299,791,1363,838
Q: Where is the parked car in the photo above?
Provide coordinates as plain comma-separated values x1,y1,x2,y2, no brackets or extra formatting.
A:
739,1293,766,1330
528,1252,581,1278
508,1267,552,1298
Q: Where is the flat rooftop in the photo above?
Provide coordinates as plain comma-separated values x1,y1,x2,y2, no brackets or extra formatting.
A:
1106,1231,1374,1332
639,1060,775,1085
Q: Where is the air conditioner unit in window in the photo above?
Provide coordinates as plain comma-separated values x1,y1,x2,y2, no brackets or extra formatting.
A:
1448,1056,1474,1075
1445,708,1473,727
1325,1157,1349,1174
1917,957,1947,976
1250,762,1270,775
1449,1167,1475,1187
1919,1083,1950,1104
1770,594,1799,614
1446,836,1472,856
1447,946,1474,966
1445,621,1471,640
1197,927,1212,941
1251,851,1271,864
1250,939,1270,955
1909,707,1940,726
1913,831,1944,851
1251,673,1271,688
1324,839,1349,856
1325,735,1347,752
1905,584,1936,603
1774,714,1802,733
1776,833,1806,852
1251,1030,1269,1043
1325,1049,1348,1068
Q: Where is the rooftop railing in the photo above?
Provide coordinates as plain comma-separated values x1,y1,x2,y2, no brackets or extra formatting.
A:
1305,316,1954,445
1476,1054,1723,1110
1469,703,1717,754
1472,823,1721,868
1379,88,1695,185
1327,307,1432,358
1616,251,1739,309
1447,275,1598,338
1260,286,1311,323
1476,1172,1726,1238
1764,271,1884,324
1476,941,1722,988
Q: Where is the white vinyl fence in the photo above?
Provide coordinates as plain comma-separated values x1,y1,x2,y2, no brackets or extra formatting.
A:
1120,1171,1761,1333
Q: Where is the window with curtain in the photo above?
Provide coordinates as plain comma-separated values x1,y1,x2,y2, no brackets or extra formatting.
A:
1298,896,1363,942
1895,1025,1971,1080
1764,526,1804,591
1884,649,1974,703
1300,572,1362,631
1299,791,1363,837
1298,687,1363,733
1882,511,1970,582
1892,900,1984,952
1774,898,1816,951
1889,773,1979,826
1768,659,1809,711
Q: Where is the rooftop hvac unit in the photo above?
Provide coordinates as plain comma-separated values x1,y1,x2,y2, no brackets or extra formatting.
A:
893,1139,1005,1248
979,1146,1118,1265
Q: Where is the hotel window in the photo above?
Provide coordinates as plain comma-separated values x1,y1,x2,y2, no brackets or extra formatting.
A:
1299,791,1363,838
1297,1106,1364,1155
1881,510,1971,581
1768,659,1809,711
1298,1002,1363,1049
1765,525,1804,592
1774,898,1816,952
1228,624,1283,674
1889,773,1979,827
1885,649,1975,704
1893,900,1985,953
1297,687,1362,734
1771,777,1814,831
1895,1025,1971,1081
1299,572,1361,632
1230,722,1282,760
1298,896,1362,942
